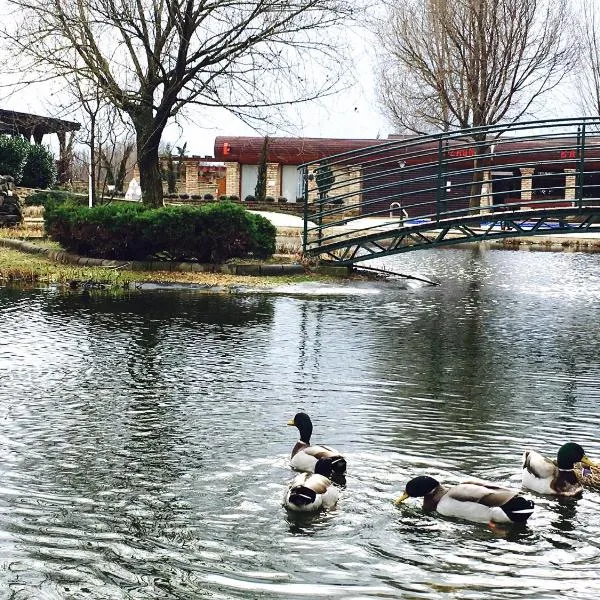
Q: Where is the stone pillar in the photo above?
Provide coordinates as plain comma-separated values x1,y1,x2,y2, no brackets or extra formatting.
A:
307,165,320,203
480,170,492,210
564,168,576,202
185,161,199,195
133,164,140,182
266,162,280,198
225,162,240,197
343,167,362,217
519,167,535,204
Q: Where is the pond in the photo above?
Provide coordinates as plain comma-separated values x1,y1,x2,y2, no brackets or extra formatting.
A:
0,246,599,599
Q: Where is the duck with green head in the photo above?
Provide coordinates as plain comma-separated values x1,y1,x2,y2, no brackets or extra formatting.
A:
396,476,535,524
522,442,597,496
287,412,347,475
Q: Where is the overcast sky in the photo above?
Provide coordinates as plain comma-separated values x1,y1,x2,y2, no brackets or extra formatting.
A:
0,7,389,158
0,1,581,158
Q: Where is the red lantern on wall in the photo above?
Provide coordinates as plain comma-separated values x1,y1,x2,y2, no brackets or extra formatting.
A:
223,142,231,156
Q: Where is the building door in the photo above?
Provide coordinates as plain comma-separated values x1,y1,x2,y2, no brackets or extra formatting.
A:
281,165,300,203
241,164,258,200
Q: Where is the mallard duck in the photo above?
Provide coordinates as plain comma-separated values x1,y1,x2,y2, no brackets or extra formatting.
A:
283,458,340,512
287,412,346,475
522,442,597,496
395,476,535,524
574,462,600,490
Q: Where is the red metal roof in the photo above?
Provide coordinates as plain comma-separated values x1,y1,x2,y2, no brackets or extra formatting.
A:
214,136,383,165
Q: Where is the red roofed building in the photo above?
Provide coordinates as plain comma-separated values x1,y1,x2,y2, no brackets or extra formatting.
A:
214,136,383,202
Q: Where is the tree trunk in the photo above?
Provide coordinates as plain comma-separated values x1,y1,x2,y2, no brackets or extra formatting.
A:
469,137,490,212
132,109,165,207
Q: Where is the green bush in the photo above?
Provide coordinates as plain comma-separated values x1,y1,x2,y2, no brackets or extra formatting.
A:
24,190,81,207
21,144,57,189
44,200,277,263
45,201,155,259
0,135,30,183
250,213,277,258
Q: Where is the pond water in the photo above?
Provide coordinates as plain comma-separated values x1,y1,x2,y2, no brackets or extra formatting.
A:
1,246,600,599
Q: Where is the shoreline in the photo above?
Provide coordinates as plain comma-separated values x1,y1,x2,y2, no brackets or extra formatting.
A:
0,237,351,290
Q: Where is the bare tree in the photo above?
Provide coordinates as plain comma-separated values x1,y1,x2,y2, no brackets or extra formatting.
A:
58,74,135,204
374,0,574,205
4,0,354,207
576,1,600,117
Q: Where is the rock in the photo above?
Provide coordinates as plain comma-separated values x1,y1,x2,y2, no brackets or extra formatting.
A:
0,175,22,226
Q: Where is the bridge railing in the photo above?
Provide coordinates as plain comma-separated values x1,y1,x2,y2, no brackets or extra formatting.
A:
300,117,600,254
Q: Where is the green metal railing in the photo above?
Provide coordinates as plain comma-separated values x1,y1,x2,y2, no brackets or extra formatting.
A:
300,117,600,264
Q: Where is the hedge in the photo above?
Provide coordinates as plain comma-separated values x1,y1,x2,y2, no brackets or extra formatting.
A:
43,200,277,263
0,135,56,188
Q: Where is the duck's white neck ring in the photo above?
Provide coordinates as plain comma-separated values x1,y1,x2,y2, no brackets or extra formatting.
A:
558,467,574,472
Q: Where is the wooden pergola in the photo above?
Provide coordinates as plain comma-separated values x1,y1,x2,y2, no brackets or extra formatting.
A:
0,108,81,183
0,108,80,143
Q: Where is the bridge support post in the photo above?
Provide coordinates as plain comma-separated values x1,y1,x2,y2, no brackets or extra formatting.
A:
564,169,576,204
520,168,535,207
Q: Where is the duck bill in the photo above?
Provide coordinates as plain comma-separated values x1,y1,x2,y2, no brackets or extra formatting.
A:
286,419,295,426
394,492,409,505
581,455,597,468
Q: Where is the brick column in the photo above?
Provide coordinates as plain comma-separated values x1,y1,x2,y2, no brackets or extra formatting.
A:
520,167,535,204
266,163,280,197
225,162,240,197
564,168,576,202
185,161,199,195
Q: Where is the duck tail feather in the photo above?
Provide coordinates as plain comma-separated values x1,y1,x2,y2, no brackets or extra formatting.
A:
501,496,535,523
288,486,317,507
330,457,347,475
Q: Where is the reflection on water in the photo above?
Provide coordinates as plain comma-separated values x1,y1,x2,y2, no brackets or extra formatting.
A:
0,246,600,598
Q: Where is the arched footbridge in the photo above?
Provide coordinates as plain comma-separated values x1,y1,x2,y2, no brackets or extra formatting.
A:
300,118,600,265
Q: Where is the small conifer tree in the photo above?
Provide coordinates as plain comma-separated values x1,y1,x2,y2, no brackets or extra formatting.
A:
254,136,269,202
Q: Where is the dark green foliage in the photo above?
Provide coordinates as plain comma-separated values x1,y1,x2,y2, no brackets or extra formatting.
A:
250,213,277,258
0,135,31,183
44,200,277,263
244,194,255,202
315,161,335,201
278,196,288,203
229,195,240,202
165,146,177,193
265,195,275,202
21,144,57,189
218,195,228,202
203,193,214,200
45,201,153,259
24,190,83,206
254,136,269,202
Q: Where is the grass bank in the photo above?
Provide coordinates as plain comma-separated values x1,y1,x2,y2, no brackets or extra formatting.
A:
0,235,336,289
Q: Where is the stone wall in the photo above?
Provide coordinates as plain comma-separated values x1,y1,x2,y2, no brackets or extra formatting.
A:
0,175,22,226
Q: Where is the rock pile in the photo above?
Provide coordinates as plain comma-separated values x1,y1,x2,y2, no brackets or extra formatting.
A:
0,175,22,226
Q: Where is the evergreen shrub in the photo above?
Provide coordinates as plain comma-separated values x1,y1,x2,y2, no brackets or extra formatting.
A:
0,135,30,183
21,144,57,189
24,190,82,206
44,200,276,262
